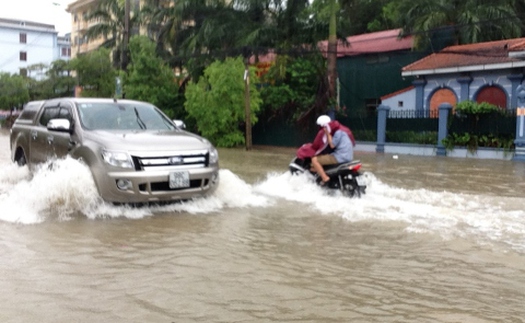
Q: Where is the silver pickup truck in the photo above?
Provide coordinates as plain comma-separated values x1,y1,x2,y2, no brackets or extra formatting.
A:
10,98,220,204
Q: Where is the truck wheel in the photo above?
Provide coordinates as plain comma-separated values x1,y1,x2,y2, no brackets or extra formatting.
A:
15,149,27,166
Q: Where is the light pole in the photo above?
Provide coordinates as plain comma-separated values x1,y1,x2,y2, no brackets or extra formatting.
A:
122,0,130,71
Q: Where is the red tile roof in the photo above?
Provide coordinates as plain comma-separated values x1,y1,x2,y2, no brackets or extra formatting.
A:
402,38,525,76
380,85,415,100
318,29,414,58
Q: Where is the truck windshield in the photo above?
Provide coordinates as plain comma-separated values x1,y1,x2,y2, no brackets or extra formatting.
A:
77,102,176,131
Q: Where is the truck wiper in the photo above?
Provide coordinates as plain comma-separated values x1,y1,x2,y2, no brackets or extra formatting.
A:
134,107,147,129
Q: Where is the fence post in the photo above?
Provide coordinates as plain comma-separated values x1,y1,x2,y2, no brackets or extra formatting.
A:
508,74,523,109
376,104,390,153
513,85,525,161
436,103,453,156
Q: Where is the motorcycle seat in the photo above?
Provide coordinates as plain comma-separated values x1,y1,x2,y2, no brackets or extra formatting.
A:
324,160,361,175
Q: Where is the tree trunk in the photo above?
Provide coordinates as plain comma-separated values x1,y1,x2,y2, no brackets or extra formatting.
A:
327,0,338,111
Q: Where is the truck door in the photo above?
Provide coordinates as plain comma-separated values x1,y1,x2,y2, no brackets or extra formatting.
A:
29,103,73,164
30,105,60,164
52,104,75,159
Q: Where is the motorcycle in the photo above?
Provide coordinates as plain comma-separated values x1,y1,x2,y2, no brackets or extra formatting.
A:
289,156,367,197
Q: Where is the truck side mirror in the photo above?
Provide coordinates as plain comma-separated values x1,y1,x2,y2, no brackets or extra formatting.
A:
173,120,186,129
47,118,72,133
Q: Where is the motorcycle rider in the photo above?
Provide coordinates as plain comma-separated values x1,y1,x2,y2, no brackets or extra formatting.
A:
310,115,354,185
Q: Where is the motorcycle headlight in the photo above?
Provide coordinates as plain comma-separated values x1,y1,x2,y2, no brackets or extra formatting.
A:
209,147,219,164
102,150,134,168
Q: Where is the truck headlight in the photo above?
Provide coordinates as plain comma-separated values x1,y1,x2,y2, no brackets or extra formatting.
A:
102,150,134,168
209,147,219,164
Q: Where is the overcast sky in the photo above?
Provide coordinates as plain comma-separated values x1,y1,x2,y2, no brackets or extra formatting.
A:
1,0,72,35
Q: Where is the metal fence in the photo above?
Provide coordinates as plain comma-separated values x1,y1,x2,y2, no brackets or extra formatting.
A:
251,108,517,148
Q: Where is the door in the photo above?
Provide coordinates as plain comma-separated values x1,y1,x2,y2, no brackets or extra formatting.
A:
30,105,60,164
429,88,457,118
29,104,73,164
476,86,506,109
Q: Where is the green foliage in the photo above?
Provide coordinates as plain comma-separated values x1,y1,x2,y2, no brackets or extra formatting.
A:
393,0,521,47
45,60,76,98
443,101,513,152
455,100,502,115
24,60,76,100
352,130,376,142
442,132,515,153
123,36,182,116
69,48,116,98
0,73,30,110
184,56,262,147
86,0,142,69
259,55,322,120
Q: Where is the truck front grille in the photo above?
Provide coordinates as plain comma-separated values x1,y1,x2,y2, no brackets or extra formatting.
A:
132,151,209,171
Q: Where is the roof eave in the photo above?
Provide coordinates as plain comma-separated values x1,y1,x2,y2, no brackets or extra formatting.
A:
509,50,525,58
402,61,525,77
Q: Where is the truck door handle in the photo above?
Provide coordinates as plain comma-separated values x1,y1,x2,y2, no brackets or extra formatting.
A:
47,135,54,145
68,140,77,151
31,130,37,140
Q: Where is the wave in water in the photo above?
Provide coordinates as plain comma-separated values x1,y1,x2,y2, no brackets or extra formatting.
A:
1,157,524,253
254,171,525,254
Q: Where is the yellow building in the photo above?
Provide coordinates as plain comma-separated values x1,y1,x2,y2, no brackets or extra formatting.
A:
66,0,147,59
66,0,103,58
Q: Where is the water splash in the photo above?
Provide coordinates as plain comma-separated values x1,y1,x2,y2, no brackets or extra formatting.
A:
254,171,525,253
0,157,271,223
1,157,524,253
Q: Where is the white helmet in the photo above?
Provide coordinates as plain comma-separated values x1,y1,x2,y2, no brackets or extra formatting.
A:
316,115,331,127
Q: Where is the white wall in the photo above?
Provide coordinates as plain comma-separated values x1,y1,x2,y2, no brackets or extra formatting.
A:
0,21,69,79
381,88,416,111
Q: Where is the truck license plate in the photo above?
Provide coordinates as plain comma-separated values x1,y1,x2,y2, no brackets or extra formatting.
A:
169,171,190,189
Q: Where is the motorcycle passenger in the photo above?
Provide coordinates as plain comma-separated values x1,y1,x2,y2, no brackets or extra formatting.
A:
311,115,354,185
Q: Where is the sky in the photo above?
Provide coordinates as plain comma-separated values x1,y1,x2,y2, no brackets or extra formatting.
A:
1,0,72,35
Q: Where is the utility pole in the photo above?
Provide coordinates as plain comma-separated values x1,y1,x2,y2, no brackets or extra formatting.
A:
122,0,130,71
326,0,338,113
244,56,252,150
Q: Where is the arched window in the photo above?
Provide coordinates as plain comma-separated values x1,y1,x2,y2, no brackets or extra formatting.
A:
476,86,506,109
429,88,457,118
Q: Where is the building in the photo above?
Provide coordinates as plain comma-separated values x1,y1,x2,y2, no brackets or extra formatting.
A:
382,38,525,115
318,29,424,117
66,0,143,59
66,0,104,58
0,17,71,80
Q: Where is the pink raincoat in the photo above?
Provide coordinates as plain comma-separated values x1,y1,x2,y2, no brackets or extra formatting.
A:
296,121,355,159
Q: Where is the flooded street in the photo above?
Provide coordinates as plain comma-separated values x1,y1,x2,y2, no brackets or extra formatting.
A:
1,129,525,323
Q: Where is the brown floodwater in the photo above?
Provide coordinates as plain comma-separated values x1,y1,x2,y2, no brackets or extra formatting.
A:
1,130,524,322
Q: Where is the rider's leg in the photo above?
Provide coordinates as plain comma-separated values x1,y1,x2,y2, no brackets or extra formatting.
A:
311,154,337,183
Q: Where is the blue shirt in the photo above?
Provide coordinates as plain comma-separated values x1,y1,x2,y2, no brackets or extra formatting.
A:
331,130,353,163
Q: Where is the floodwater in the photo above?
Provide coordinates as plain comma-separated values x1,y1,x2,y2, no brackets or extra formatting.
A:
1,129,525,323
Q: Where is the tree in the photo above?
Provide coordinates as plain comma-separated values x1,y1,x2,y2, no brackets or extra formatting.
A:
184,56,262,147
25,60,76,100
85,0,142,70
394,0,522,47
45,60,76,98
326,0,337,109
142,0,318,79
142,0,242,80
0,73,30,111
69,48,117,98
260,55,324,121
123,35,182,117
